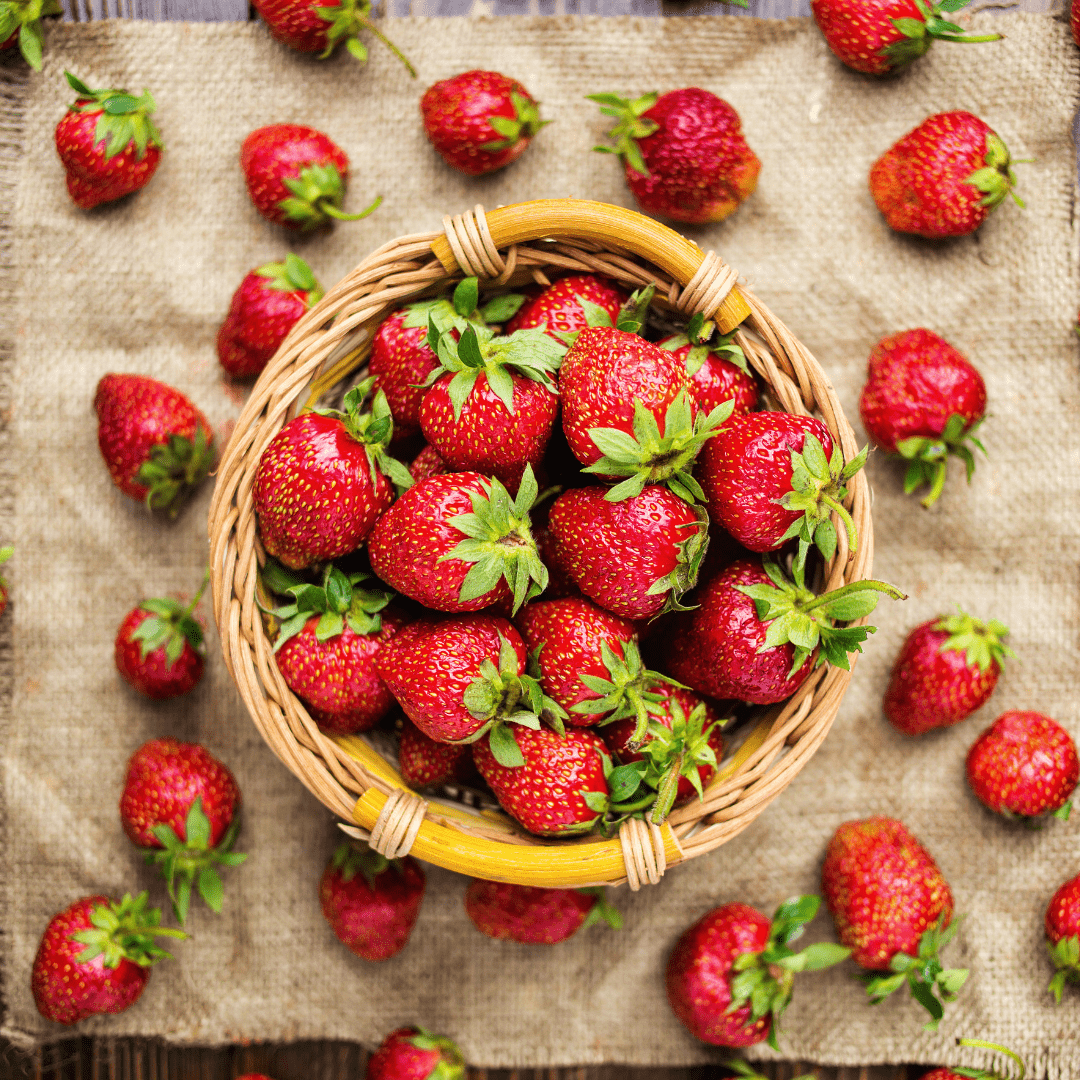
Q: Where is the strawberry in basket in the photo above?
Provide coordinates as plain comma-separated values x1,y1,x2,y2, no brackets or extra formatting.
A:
1046,872,1080,1002
465,880,621,944
506,274,628,341
398,719,474,789
367,1028,465,1080
658,313,758,418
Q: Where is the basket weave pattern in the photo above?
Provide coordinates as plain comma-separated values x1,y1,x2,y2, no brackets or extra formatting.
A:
208,200,873,889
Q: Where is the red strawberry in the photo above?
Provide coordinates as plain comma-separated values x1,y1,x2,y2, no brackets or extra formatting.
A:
366,1027,465,1080
31,892,185,1025
421,70,547,176
241,124,379,230
1046,872,1080,1002
666,896,850,1049
94,374,214,518
320,843,425,962
398,719,474,789
464,880,621,944
253,378,412,570
547,485,708,620
368,466,548,614
811,0,1001,75
114,573,207,700
966,711,1079,822
1,0,60,69
822,817,967,1026
407,444,449,483
883,611,1011,736
472,725,610,837
0,544,12,619
658,313,758,418
859,329,987,507
55,72,162,209
265,562,404,735
120,738,246,923
870,111,1023,239
1073,0,1080,47
506,274,628,340
591,88,760,224
251,0,414,72
217,254,323,379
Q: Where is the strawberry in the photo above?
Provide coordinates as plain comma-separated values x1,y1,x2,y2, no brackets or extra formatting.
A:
658,312,758,418
217,254,323,379
421,70,548,176
464,880,621,944
31,892,185,1025
822,816,967,1027
251,0,414,73
398,718,474,789
120,738,246,924
1046,872,1080,1002
869,111,1023,239
0,544,12,619
1073,0,1080,47
547,485,708,620
114,573,207,700
666,896,850,1049
407,444,449,483
811,0,1001,76
472,725,610,837
55,72,162,209
505,274,628,340
859,329,987,507
883,611,1011,736
1,0,60,70
94,374,214,518
590,88,760,224
253,378,412,570
263,562,404,735
366,1027,465,1080
666,557,902,705
241,124,379,231
966,711,1079,822
320,843,425,962
368,466,548,614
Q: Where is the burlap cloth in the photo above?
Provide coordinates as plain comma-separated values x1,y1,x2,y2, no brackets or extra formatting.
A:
1,11,1078,1072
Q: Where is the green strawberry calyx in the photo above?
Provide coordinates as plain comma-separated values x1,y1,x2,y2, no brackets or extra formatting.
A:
578,887,623,930
69,891,187,968
278,161,381,231
935,608,1013,673
882,0,1002,69
480,90,551,152
863,915,969,1030
405,1028,466,1080
0,544,12,591
63,71,162,161
1,0,61,71
645,502,710,616
442,463,549,614
896,412,987,508
950,1038,1026,1080
659,310,751,377
1048,933,1080,1003
255,252,324,307
135,422,215,519
587,91,659,178
728,895,852,1052
315,0,416,75
736,558,907,676
330,840,404,887
586,391,735,504
965,132,1026,211
131,568,209,668
401,277,527,336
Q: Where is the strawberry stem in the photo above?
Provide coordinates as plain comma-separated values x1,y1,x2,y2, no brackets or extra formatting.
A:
799,578,907,614
356,16,417,76
322,194,382,222
955,1039,1025,1080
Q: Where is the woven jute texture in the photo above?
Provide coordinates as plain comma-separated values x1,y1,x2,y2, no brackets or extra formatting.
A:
1,12,1078,1072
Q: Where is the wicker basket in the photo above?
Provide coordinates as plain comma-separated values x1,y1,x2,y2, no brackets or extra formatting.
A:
208,199,873,891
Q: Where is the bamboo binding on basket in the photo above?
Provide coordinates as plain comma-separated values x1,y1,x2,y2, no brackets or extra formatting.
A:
208,199,873,890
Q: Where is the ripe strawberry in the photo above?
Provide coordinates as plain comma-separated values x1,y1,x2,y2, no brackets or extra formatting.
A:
870,111,1023,239
464,880,621,944
264,562,404,735
1,0,60,70
0,544,11,619
860,329,987,507
505,274,628,340
1046,872,1080,1002
407,444,449,483
320,843,425,962
666,557,902,705
31,892,185,1025
251,0,414,73
241,124,379,230
421,70,548,176
666,896,850,1049
966,711,1079,822
590,88,760,224
94,374,214,518
120,738,246,924
547,485,708,620
253,378,412,570
811,0,1001,76
398,718,474,789
366,1028,465,1080
217,254,323,379
822,817,967,1027
55,72,162,209
368,466,548,614
658,312,758,418
1073,0,1080,47
114,573,207,700
883,611,1011,736
472,725,611,837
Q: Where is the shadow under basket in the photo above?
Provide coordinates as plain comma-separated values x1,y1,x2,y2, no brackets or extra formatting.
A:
207,199,874,891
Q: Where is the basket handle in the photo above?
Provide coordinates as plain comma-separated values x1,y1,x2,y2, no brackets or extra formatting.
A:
429,199,751,333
